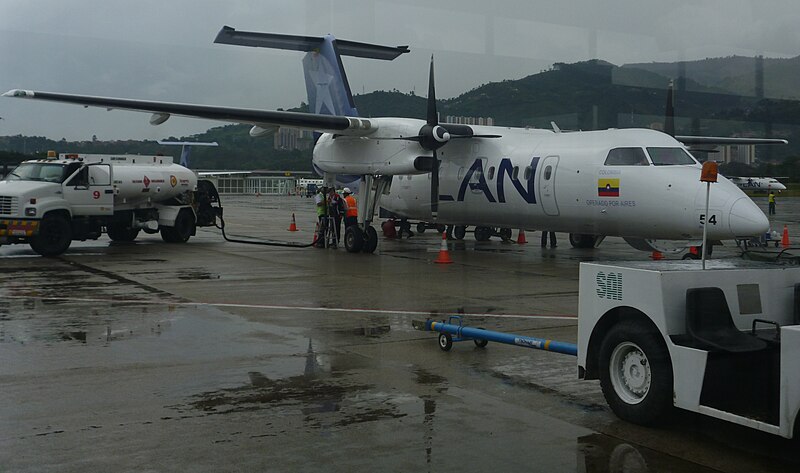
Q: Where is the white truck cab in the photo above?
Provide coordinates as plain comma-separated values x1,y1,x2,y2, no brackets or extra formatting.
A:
579,260,800,438
0,152,221,256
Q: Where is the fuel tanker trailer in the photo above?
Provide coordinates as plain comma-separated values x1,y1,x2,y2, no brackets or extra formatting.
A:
0,152,221,256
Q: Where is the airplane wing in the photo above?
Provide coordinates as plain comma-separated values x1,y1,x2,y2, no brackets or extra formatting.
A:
2,89,376,136
675,135,788,146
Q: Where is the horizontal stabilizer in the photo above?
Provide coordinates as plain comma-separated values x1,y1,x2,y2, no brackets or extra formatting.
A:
214,26,409,61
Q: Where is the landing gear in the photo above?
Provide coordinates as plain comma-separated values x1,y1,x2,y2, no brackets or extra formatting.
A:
345,225,364,253
453,225,467,240
569,233,599,249
474,226,492,241
362,225,378,253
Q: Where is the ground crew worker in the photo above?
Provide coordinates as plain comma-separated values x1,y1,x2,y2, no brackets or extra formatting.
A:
328,188,346,246
541,230,557,248
343,187,358,228
769,191,776,215
314,186,328,247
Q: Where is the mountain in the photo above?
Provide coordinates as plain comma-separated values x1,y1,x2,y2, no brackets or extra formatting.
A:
3,55,800,170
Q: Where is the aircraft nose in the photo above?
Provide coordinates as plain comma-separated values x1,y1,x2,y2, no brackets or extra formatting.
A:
729,197,769,237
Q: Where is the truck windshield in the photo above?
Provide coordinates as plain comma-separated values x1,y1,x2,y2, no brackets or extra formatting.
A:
5,163,69,183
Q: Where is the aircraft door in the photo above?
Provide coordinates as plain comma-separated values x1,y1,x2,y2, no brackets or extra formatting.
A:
538,155,560,216
62,164,114,216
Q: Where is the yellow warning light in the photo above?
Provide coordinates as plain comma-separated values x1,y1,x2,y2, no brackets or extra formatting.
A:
700,161,718,183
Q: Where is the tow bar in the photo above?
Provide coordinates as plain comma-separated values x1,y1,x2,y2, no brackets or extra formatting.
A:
414,315,578,355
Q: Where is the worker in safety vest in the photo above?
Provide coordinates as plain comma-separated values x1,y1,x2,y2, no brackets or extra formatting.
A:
314,186,328,247
343,187,358,229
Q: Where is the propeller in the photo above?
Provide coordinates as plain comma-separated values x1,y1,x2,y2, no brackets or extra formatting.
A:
414,57,501,220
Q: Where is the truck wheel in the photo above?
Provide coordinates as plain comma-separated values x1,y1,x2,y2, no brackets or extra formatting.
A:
438,333,453,351
474,226,492,241
161,209,195,243
30,213,72,256
107,225,140,242
453,226,466,240
345,226,364,253
362,225,378,253
599,320,673,425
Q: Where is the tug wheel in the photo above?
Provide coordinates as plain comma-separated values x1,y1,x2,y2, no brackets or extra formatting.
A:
473,328,488,348
438,333,453,351
599,320,673,425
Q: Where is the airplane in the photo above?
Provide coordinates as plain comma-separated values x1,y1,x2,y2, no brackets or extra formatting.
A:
727,176,787,192
3,27,783,254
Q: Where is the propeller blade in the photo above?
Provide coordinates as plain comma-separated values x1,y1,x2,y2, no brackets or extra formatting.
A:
449,134,502,139
431,151,439,221
427,55,438,126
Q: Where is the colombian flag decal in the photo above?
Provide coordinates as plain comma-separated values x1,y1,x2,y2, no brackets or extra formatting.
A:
598,178,620,197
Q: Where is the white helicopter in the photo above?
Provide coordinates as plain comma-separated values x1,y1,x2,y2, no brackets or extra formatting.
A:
4,27,782,253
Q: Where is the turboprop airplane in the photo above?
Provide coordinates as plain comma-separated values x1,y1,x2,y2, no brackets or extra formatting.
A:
3,27,780,254
727,176,787,192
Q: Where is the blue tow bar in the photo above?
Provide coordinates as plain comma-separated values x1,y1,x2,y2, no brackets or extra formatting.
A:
419,316,577,356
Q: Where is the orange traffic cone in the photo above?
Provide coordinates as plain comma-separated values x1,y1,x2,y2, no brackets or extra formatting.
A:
434,232,453,264
517,229,527,244
288,213,298,232
650,251,664,260
782,224,790,247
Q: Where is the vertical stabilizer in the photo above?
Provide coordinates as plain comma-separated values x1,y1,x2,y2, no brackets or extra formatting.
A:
214,27,409,118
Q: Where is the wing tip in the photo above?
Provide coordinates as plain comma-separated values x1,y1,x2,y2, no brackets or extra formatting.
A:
3,89,34,98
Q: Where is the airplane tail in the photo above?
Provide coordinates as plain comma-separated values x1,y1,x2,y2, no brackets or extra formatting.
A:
215,27,409,190
214,27,409,118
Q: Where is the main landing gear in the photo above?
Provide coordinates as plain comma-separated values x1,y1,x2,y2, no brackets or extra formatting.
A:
344,174,392,254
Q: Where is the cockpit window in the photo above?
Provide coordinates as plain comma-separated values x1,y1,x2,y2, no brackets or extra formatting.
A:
5,163,69,183
604,147,649,166
647,147,697,166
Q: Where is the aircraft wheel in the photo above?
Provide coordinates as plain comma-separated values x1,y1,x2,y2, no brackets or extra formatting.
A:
416,222,427,234
345,225,364,253
474,226,492,241
438,333,453,351
499,228,512,240
30,212,72,256
569,233,597,249
362,225,378,253
599,320,673,425
453,226,467,240
436,224,446,233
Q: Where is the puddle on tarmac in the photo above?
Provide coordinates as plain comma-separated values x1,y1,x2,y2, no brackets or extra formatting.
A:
577,433,718,472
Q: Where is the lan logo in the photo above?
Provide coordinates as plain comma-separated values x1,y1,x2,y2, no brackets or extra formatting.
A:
598,178,620,197
596,271,622,300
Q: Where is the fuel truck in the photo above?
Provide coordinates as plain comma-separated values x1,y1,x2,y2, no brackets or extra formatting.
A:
0,152,221,256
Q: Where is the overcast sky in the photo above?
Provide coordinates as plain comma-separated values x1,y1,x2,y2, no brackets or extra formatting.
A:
1,0,799,141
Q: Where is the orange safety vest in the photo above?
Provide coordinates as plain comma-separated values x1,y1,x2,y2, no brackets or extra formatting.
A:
344,195,358,217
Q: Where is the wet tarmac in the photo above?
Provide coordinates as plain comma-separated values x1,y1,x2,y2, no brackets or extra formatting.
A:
1,194,799,472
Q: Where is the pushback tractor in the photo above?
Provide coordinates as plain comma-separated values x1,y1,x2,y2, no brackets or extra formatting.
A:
421,260,800,438
0,152,221,256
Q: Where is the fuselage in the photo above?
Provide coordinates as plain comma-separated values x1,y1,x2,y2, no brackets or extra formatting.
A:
313,121,768,241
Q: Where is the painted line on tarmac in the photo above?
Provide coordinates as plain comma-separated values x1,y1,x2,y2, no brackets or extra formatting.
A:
0,294,577,320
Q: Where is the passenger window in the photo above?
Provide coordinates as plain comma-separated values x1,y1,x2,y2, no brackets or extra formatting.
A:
604,147,649,166
544,165,552,180
524,166,532,180
512,166,519,180
487,166,495,180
